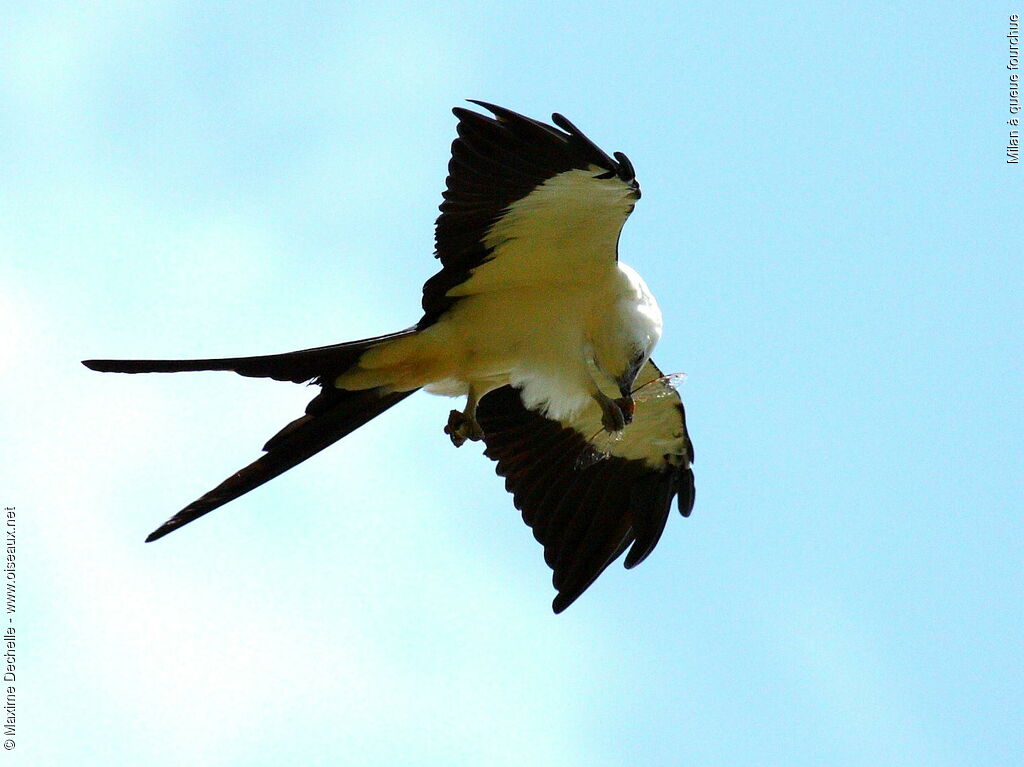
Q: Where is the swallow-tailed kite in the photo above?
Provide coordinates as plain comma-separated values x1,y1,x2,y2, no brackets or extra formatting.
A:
84,102,695,612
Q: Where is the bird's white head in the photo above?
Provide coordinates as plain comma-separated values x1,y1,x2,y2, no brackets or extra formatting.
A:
596,262,663,398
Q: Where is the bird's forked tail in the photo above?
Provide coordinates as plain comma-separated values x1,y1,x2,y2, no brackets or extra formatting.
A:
83,328,420,541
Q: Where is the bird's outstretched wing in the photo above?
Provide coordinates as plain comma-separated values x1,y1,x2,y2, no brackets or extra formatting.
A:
420,101,641,326
476,360,695,613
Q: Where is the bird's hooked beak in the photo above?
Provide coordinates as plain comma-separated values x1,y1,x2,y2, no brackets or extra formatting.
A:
613,353,646,425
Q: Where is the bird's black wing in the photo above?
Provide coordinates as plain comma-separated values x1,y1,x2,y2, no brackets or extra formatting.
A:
420,101,640,327
476,360,695,613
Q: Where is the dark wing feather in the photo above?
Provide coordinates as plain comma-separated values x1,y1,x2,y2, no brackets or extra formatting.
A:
476,360,695,613
420,101,640,327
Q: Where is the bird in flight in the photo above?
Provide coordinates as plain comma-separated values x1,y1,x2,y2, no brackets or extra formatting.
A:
84,101,695,613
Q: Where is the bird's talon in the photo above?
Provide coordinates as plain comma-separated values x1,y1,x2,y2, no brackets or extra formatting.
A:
445,409,484,447
599,399,625,433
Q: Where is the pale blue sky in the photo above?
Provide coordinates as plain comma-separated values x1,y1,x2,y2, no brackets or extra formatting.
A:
3,2,1021,766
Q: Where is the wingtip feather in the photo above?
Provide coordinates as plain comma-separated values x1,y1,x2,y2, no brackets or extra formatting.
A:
551,593,575,614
